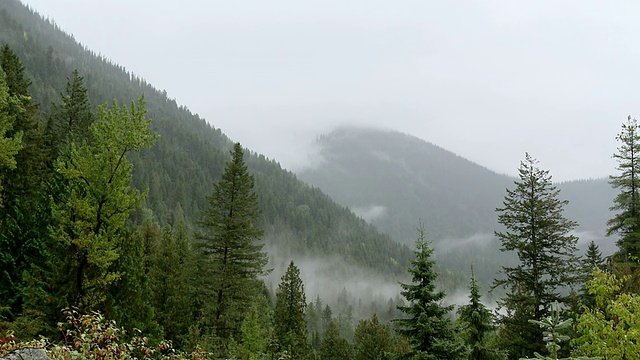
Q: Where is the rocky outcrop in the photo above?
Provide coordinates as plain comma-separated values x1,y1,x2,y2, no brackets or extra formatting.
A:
1,348,51,360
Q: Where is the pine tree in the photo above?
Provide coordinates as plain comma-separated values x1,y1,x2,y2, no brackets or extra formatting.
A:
321,304,333,335
353,313,396,360
393,223,468,360
608,116,640,259
0,67,22,204
149,215,198,348
578,241,606,309
273,261,309,358
196,142,268,341
237,299,271,358
457,269,506,360
492,153,580,359
106,211,161,339
583,241,605,272
319,320,353,360
306,297,322,350
45,69,94,160
0,46,51,323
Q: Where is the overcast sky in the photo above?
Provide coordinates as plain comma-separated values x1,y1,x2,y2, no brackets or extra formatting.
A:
22,0,640,181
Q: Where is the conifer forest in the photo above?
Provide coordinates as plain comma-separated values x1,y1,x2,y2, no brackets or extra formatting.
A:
1,1,639,359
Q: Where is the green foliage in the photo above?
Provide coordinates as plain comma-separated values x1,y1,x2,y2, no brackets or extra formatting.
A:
394,223,468,360
578,242,605,308
274,261,309,358
45,68,94,160
2,310,211,359
0,67,23,197
608,116,640,259
353,313,397,360
1,0,414,290
236,299,271,359
196,142,268,342
493,154,580,359
573,269,640,359
149,214,199,349
0,43,51,323
522,302,571,360
106,212,161,340
457,270,506,360
51,96,157,311
319,320,353,360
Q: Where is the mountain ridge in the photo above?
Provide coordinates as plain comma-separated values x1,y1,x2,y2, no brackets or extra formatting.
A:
0,0,413,283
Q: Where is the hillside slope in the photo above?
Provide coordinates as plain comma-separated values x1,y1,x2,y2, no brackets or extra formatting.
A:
297,126,618,287
0,1,412,280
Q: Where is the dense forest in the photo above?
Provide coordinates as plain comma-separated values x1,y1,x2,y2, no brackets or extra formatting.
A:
2,1,640,359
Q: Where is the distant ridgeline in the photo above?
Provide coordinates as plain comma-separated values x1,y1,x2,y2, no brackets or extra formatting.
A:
0,0,412,280
297,126,617,285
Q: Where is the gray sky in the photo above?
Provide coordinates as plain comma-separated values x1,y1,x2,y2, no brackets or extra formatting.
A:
22,0,640,181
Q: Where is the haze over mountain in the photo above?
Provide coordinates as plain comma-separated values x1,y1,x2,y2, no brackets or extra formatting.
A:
297,126,619,286
21,0,640,182
0,0,413,305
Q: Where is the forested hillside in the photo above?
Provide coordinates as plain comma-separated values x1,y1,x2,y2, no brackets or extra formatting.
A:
297,126,617,288
0,0,411,279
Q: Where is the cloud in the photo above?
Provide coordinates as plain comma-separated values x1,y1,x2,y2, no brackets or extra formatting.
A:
351,205,387,223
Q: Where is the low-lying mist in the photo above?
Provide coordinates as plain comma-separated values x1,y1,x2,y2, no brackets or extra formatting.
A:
260,227,615,322
264,244,403,308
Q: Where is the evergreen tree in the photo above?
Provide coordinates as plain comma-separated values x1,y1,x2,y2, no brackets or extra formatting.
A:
51,96,157,311
578,241,606,310
0,44,30,97
492,153,580,359
273,261,309,358
306,297,322,350
608,116,640,259
0,45,51,323
353,313,396,360
106,211,161,339
457,269,506,360
321,304,333,335
149,215,198,349
393,223,467,360
319,320,353,360
237,299,271,359
45,69,93,160
196,142,268,341
0,67,22,204
582,241,605,272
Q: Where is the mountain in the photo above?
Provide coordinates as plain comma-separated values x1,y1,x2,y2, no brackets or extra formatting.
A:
0,0,412,295
297,126,618,287
299,126,514,243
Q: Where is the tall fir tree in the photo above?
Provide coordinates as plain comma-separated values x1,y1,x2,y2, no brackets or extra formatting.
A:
273,261,309,359
196,142,268,342
393,223,467,360
492,153,580,360
456,269,506,360
608,116,640,260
